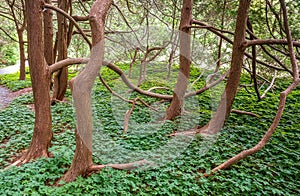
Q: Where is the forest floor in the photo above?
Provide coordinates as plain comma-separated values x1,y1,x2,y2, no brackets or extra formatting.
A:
0,66,299,195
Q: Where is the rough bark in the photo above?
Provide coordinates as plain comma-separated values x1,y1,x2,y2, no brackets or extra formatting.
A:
201,0,252,134
52,0,69,102
17,31,26,80
61,0,112,183
43,0,54,65
16,0,53,163
165,0,193,120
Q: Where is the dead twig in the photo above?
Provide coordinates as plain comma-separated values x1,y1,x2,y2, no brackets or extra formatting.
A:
231,109,259,117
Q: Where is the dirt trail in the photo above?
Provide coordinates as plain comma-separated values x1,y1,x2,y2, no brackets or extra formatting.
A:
0,64,30,109
0,86,12,109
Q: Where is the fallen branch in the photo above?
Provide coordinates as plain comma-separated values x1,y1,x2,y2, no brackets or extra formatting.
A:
123,98,138,134
88,159,151,172
261,70,277,99
168,124,209,137
231,109,258,117
209,81,298,174
147,86,170,92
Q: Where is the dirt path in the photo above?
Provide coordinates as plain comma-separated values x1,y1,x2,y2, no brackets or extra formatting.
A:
0,63,31,109
0,86,12,109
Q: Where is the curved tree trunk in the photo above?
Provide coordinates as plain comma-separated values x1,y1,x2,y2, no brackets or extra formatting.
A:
202,0,252,134
61,0,112,182
165,0,193,120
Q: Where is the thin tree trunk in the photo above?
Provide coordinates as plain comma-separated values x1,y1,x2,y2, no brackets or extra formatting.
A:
52,0,69,101
202,0,252,134
61,0,112,182
247,18,261,101
165,0,193,120
18,32,26,80
214,0,227,73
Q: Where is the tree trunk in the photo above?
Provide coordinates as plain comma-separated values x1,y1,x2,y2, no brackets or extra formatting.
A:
52,0,69,101
20,0,52,162
203,0,252,134
17,31,26,80
44,0,54,65
61,0,112,182
165,0,193,120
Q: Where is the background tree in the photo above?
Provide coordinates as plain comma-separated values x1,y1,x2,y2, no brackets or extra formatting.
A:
165,0,193,120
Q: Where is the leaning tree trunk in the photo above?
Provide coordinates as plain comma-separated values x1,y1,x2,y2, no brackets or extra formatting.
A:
61,0,112,182
210,0,299,172
203,0,252,134
17,0,53,163
165,0,193,120
52,0,69,102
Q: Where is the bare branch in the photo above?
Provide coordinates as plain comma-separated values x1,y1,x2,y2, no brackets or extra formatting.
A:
261,70,277,99
49,58,89,73
43,3,92,48
231,109,258,117
279,0,299,79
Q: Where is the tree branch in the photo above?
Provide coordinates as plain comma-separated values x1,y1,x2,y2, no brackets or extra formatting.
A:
49,58,89,73
43,3,92,48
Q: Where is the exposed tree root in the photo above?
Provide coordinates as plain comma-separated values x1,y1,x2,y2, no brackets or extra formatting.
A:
54,159,150,185
4,147,50,171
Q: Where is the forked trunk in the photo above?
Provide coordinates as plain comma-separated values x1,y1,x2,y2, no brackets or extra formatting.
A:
52,0,69,101
165,0,193,120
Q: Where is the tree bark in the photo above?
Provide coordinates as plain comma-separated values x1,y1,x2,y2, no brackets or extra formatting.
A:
18,0,53,162
61,0,112,182
17,31,26,80
52,0,69,102
202,0,252,134
44,0,54,65
165,0,193,120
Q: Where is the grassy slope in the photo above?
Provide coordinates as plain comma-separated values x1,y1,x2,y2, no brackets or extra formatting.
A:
0,68,299,195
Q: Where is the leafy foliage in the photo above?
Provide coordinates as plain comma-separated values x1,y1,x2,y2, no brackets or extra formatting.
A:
0,68,31,91
0,70,299,195
0,43,19,66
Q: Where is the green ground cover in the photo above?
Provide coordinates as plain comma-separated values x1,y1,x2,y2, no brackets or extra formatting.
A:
0,67,299,195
